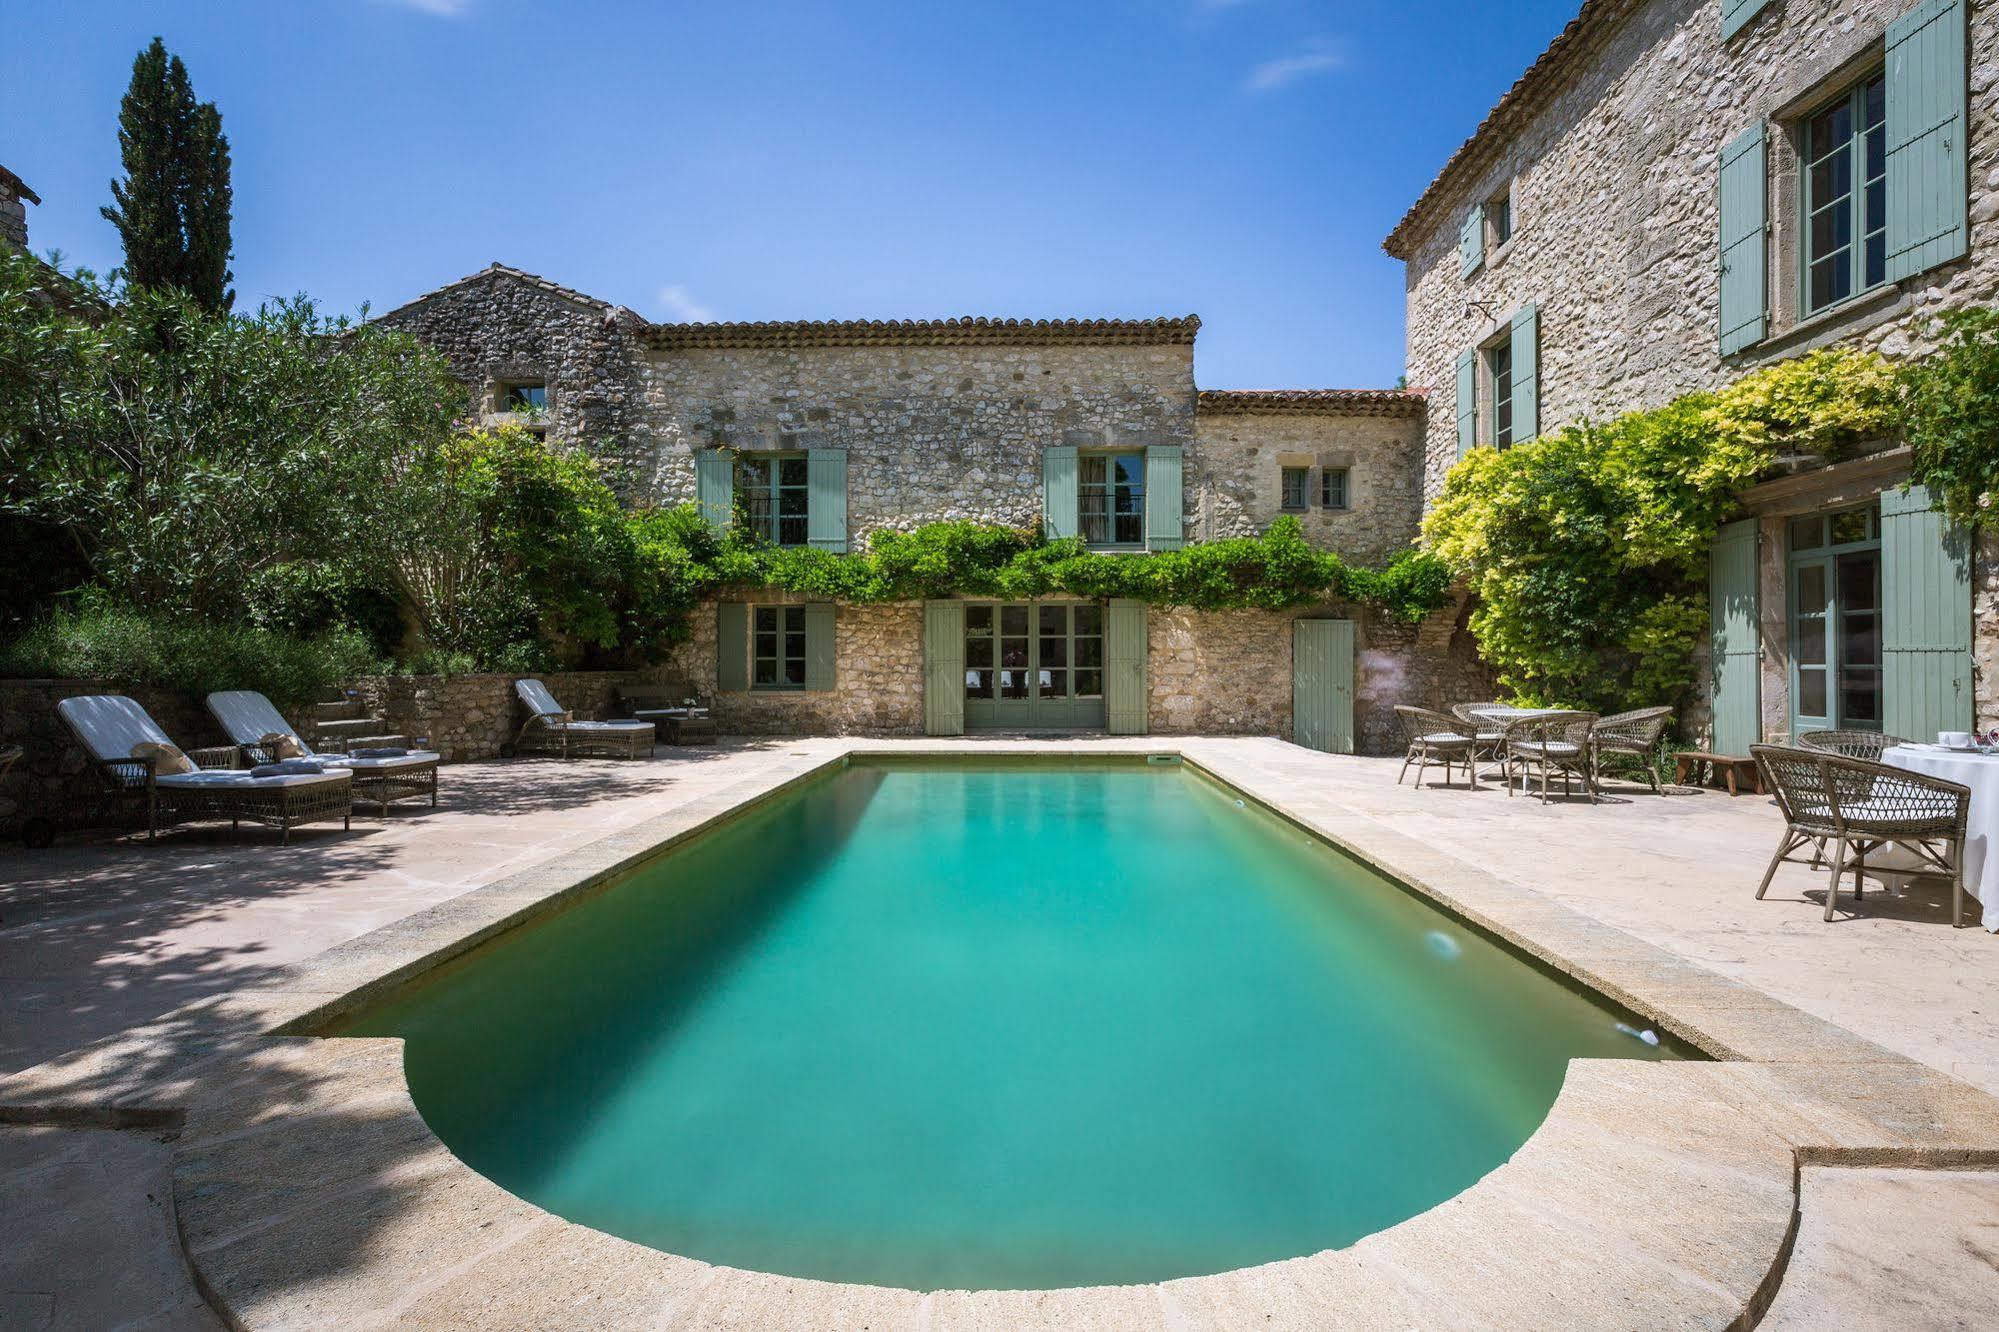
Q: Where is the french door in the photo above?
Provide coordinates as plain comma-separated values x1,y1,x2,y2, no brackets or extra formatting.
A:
963,602,1107,730
1788,506,1882,736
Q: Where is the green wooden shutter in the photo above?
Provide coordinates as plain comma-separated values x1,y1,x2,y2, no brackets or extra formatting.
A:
1718,123,1768,355
806,449,848,553
696,450,733,535
1458,203,1485,278
1720,0,1772,41
803,602,836,691
1145,445,1184,551
717,601,749,692
1455,350,1477,459
1292,619,1355,754
1510,305,1539,442
922,600,965,736
1042,446,1079,540
1882,483,1972,740
1708,519,1761,753
1885,0,1968,282
1104,599,1148,735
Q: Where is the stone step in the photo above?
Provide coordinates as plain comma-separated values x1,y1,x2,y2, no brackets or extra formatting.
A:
310,731,411,755
312,717,389,740
313,699,366,722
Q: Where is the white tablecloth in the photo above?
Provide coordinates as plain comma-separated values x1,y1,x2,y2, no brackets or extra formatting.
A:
1880,746,1999,931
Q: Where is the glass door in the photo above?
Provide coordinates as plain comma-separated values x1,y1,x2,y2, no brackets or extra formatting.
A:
963,602,1107,731
1787,506,1881,737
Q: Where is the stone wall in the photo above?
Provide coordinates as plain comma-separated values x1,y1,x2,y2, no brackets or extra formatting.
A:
1148,603,1495,754
1192,405,1426,565
375,267,657,492
1398,0,1999,501
353,669,664,763
634,342,1198,538
662,595,1492,755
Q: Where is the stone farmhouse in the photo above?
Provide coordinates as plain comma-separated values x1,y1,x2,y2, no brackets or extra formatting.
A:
381,0,1994,755
1388,0,1998,748
377,273,1486,753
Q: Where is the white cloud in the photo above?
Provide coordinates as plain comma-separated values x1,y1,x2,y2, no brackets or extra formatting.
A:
1245,38,1347,93
657,284,716,324
374,0,473,16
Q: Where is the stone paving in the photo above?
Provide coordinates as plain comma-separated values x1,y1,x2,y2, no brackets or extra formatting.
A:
3,738,1998,1327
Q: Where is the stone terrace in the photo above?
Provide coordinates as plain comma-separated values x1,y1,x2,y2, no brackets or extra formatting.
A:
4,741,1998,1325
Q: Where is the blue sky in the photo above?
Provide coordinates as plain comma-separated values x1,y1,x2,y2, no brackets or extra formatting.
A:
4,0,1580,388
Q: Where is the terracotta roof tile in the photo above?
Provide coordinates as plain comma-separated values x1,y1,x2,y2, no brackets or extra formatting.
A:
1197,388,1427,418
643,315,1200,350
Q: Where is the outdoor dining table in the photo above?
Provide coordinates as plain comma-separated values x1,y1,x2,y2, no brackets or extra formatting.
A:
1880,745,1999,932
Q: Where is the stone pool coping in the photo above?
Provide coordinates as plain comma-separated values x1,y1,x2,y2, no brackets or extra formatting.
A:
6,738,1999,1329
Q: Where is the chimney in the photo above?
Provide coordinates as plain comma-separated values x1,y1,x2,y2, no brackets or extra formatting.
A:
0,166,40,250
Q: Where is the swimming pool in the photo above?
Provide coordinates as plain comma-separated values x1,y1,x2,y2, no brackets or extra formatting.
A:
340,757,1681,1291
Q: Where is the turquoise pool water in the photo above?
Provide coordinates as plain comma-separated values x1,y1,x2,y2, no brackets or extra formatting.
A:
343,759,1680,1291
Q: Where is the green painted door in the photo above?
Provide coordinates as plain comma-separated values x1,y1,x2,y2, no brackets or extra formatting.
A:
1104,599,1148,735
1292,619,1354,753
1709,518,1761,753
962,602,1108,731
1882,483,1972,740
923,601,965,736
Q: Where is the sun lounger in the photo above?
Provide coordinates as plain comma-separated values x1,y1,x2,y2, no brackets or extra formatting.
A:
514,679,655,759
207,691,440,815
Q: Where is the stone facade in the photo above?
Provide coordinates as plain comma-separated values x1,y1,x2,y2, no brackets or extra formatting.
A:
375,266,1472,751
0,165,37,250
1392,0,1999,738
1392,0,1999,503
1193,391,1427,565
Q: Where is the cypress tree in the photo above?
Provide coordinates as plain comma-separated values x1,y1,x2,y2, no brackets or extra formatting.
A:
101,37,234,312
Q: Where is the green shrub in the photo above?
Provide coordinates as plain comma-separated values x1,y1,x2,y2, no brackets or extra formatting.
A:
1422,346,1900,713
244,560,405,655
1904,308,1999,528
0,605,383,709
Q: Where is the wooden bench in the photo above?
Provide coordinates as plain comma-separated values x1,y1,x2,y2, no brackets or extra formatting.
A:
1674,750,1762,796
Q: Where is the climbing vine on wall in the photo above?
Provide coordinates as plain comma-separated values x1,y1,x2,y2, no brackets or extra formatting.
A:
1420,347,1902,715
1904,309,1999,529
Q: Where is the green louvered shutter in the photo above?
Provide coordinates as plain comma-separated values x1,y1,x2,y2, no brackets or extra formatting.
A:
1104,599,1148,735
1458,204,1485,278
717,601,749,692
922,600,965,736
1455,350,1477,458
1882,484,1972,741
1718,123,1768,356
1720,0,1772,41
1885,0,1968,282
1510,305,1539,442
1708,520,1761,753
803,602,836,691
1042,446,1079,540
1292,619,1355,754
1145,445,1184,551
806,449,848,553
696,450,733,535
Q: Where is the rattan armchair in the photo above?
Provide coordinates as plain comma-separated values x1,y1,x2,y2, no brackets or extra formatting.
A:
1752,744,1970,924
1395,706,1476,789
1450,702,1510,782
1796,730,1913,760
1590,706,1674,794
1505,711,1600,803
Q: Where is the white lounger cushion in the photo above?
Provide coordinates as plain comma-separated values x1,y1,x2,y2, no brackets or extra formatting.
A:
207,690,305,749
515,678,566,718
554,720,651,732
154,768,351,790
56,695,172,763
323,751,441,771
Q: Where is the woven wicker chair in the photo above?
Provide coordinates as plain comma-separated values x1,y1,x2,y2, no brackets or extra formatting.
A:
1796,729,1913,760
1395,706,1475,789
1450,702,1511,782
1751,744,1970,924
208,691,441,815
515,679,656,759
1590,706,1675,794
1504,711,1601,803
